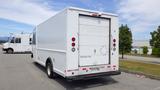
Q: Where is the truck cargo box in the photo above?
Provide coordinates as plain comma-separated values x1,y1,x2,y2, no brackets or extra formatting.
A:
32,7,120,80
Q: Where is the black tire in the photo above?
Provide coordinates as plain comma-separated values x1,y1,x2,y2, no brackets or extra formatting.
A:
31,54,33,58
46,62,56,79
7,49,13,54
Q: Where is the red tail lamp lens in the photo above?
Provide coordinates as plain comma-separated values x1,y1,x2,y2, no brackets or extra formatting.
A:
72,43,75,47
113,43,116,47
113,39,116,42
72,37,76,41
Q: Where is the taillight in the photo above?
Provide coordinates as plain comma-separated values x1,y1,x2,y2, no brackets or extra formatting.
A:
113,43,116,47
71,37,76,52
113,39,116,51
113,39,116,42
72,37,76,41
72,43,75,47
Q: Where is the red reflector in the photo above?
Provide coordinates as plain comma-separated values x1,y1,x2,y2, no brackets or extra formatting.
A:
82,68,87,70
113,65,116,67
113,39,116,42
72,43,75,47
72,37,75,41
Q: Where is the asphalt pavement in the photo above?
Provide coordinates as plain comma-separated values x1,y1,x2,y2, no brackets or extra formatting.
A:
0,48,160,90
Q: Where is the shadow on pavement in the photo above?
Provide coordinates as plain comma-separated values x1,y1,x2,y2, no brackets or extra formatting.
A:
33,62,46,73
3,52,32,54
33,62,118,90
56,76,118,90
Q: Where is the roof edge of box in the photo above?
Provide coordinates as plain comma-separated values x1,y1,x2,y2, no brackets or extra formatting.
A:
66,7,118,17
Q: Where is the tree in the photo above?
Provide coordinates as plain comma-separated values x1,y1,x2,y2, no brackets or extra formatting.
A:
142,46,148,55
134,49,137,54
150,26,160,48
119,24,132,59
150,26,160,56
0,40,6,44
152,48,160,56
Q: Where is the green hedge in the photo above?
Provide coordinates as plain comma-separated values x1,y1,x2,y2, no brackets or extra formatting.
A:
142,46,148,54
152,48,160,57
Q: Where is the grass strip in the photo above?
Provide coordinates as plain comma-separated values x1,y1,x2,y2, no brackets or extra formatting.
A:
120,60,160,80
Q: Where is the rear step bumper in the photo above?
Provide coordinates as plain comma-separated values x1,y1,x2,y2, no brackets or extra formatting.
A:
66,70,121,80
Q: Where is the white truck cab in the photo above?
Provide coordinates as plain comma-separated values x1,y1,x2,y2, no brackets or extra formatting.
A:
2,33,32,53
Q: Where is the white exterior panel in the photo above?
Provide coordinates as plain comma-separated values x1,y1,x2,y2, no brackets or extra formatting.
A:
110,16,119,71
35,10,67,76
66,10,79,73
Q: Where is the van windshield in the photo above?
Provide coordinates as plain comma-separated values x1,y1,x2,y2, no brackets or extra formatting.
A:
9,37,15,43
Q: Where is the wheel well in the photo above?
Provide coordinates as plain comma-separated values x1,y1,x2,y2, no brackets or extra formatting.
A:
45,57,52,67
8,48,13,51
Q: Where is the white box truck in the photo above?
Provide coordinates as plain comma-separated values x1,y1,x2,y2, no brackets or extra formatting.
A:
32,7,120,80
2,33,32,53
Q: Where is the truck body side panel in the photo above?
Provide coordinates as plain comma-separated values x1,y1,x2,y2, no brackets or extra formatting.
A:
35,10,67,76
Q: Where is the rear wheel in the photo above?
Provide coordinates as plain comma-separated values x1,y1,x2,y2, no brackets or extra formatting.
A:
31,53,33,58
7,49,13,54
46,62,56,79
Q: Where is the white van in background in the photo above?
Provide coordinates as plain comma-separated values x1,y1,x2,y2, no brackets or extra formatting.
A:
32,7,120,80
2,33,32,53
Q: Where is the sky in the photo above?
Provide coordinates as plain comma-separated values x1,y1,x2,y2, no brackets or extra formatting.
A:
0,0,160,40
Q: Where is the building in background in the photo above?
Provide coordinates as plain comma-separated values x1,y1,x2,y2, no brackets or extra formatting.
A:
132,40,152,55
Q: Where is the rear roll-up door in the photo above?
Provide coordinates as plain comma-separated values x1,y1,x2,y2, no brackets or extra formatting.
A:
78,15,111,66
